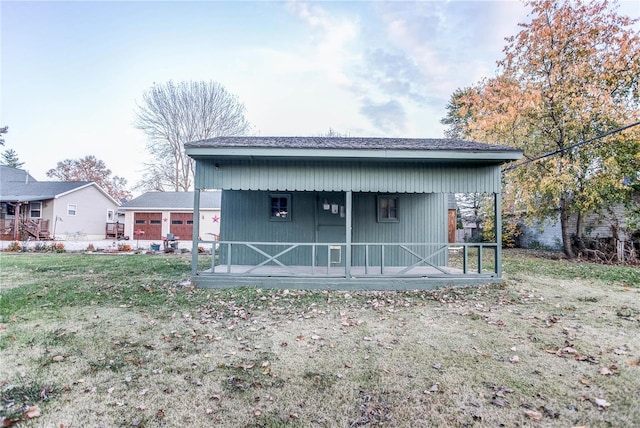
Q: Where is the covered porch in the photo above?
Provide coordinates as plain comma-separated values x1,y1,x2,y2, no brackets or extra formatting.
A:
193,239,500,289
185,136,522,289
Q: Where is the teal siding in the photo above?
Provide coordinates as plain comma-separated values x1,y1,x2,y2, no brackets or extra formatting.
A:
196,160,501,193
220,190,447,267
220,190,316,265
351,193,447,266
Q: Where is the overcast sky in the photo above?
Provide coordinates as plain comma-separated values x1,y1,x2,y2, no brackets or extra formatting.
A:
2,0,638,189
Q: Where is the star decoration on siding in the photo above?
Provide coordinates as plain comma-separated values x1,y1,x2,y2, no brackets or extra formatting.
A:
212,215,219,223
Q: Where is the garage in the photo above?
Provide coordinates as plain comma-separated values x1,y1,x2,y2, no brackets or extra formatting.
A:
133,212,162,240
170,212,193,239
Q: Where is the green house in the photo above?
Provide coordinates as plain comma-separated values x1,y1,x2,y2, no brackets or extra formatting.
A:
185,137,522,290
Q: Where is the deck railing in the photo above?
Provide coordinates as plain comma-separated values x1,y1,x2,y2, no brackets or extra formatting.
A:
195,240,499,278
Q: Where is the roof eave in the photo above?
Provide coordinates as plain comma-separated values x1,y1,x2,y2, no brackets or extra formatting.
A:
185,147,523,162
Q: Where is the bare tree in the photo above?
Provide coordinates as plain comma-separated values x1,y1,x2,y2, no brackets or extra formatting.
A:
135,80,251,191
318,128,350,137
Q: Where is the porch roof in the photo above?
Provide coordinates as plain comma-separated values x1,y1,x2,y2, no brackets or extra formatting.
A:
186,136,523,163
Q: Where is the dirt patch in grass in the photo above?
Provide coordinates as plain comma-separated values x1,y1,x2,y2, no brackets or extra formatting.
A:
1,255,639,426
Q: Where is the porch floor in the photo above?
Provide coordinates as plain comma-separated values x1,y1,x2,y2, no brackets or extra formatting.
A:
210,264,468,276
193,264,500,290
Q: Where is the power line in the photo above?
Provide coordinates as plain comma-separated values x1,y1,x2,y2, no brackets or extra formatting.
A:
502,120,640,172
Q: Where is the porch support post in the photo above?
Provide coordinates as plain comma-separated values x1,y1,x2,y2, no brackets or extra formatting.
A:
345,190,352,278
191,187,201,277
494,192,502,278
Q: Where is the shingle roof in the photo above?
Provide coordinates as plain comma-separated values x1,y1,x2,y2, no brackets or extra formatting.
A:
0,165,38,186
186,136,521,152
1,181,92,202
122,191,221,209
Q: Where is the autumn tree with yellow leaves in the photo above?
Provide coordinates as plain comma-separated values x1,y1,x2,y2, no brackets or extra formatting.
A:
442,0,640,258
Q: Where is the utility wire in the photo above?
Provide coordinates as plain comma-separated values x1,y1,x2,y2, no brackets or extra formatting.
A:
502,120,640,172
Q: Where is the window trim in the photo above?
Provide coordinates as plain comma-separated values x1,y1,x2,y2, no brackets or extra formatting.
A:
67,204,77,216
107,209,115,222
377,195,399,223
269,193,291,222
29,202,42,219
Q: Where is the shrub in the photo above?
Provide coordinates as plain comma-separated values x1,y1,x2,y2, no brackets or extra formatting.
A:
6,241,22,252
117,244,132,252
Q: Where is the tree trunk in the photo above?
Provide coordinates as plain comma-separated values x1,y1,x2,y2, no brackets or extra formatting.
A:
559,198,575,258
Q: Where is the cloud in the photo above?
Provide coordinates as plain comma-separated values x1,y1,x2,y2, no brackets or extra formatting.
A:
359,98,407,134
285,0,359,87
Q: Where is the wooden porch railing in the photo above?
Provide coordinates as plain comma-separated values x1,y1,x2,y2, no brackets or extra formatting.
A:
1,219,50,240
195,241,499,278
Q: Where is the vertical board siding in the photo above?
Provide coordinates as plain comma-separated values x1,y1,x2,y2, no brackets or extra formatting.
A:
220,190,316,265
196,160,501,193
220,190,448,267
350,193,447,266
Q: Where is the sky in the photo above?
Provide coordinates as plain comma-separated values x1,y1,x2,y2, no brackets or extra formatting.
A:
2,0,639,191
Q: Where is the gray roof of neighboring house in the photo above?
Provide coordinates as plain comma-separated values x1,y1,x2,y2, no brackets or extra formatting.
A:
1,181,93,202
0,165,38,185
186,136,522,152
122,191,221,210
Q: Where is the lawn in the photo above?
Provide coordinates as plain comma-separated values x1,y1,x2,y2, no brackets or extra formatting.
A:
0,251,639,427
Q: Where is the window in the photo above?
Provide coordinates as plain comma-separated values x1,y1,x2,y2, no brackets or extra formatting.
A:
269,194,291,221
107,209,115,222
150,219,161,225
377,195,399,222
67,204,77,216
30,202,42,218
171,220,183,225
135,219,146,225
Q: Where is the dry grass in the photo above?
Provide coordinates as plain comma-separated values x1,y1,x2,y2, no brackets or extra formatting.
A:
1,253,639,427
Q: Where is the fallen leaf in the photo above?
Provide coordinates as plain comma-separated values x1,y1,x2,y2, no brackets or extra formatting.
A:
509,355,520,364
613,348,626,355
599,367,614,376
253,409,262,416
594,398,611,409
424,383,439,394
52,355,64,362
490,398,509,407
25,406,41,419
524,410,542,420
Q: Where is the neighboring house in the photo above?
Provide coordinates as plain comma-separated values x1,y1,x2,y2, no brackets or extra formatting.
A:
120,191,221,241
184,136,522,289
0,165,120,241
456,219,480,243
519,202,639,251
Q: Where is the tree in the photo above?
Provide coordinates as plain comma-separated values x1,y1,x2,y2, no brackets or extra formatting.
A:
135,80,251,192
0,126,8,146
442,0,640,258
1,149,24,168
319,128,350,137
440,87,475,139
46,155,132,201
